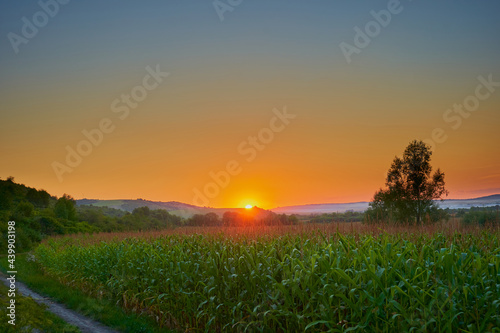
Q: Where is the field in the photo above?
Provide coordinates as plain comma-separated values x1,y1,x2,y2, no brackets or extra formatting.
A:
34,222,500,332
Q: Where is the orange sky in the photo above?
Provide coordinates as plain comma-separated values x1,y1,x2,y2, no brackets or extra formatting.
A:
1,2,500,209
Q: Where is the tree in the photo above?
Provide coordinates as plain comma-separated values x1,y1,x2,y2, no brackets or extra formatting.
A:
13,201,34,222
366,140,448,225
26,188,50,208
222,211,239,227
54,194,77,221
132,206,151,217
203,212,221,227
37,216,65,235
0,187,13,211
187,213,221,227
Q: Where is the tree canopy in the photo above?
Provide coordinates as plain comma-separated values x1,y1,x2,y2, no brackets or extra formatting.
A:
365,140,448,224
0,178,182,252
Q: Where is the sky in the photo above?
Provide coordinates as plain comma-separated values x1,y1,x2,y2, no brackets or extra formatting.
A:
1,0,500,209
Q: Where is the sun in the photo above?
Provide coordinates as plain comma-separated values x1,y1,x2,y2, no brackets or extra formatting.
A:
245,204,253,209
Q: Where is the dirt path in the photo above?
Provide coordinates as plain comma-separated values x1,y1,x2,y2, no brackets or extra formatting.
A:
1,272,119,333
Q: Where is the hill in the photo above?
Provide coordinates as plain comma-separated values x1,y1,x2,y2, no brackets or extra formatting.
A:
0,178,183,251
76,199,264,219
77,199,203,218
271,194,500,215
271,202,370,215
77,194,500,217
439,194,500,209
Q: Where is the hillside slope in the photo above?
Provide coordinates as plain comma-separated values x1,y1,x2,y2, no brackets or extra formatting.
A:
271,195,500,214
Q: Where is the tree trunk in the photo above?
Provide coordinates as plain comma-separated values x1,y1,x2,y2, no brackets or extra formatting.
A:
416,194,421,226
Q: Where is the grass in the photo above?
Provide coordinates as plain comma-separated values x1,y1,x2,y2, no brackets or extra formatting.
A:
0,277,80,332
0,254,171,333
33,222,500,332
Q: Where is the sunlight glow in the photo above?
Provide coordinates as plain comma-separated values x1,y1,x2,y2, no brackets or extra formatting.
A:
245,204,253,209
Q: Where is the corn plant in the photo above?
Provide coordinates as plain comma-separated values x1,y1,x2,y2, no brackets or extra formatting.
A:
35,227,500,332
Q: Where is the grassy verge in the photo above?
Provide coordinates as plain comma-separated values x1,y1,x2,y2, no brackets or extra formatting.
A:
0,254,169,333
0,281,80,332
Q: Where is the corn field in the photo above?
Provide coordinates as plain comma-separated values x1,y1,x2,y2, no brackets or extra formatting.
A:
35,224,500,332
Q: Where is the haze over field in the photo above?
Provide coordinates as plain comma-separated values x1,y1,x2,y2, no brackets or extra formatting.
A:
75,194,500,218
1,1,500,209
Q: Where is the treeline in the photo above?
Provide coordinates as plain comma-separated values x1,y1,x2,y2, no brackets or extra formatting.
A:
303,207,498,226
364,205,499,226
0,177,182,252
2,177,495,252
185,210,299,227
306,211,364,224
452,206,499,225
77,205,182,232
0,177,302,252
364,203,449,225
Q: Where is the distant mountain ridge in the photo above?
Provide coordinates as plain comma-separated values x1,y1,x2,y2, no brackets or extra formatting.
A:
76,199,255,219
271,201,370,215
77,194,500,217
77,199,199,212
271,194,500,215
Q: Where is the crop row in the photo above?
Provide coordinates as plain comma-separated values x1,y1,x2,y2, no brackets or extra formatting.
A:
35,231,500,332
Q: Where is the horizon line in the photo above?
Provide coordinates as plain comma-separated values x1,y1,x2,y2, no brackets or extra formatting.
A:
76,193,500,210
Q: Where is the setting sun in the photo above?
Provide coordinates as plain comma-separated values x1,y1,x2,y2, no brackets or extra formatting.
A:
245,205,253,209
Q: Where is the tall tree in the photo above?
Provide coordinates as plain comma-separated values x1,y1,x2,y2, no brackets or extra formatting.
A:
54,194,77,221
367,140,448,224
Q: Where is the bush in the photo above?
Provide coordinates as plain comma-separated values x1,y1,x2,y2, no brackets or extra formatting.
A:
462,209,498,226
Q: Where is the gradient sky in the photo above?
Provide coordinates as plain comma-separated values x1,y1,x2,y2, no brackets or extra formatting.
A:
1,0,500,209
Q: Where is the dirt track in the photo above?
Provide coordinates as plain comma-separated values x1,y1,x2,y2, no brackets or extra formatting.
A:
1,272,119,333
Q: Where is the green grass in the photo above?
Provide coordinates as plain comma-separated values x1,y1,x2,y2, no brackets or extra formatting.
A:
33,227,500,332
0,279,80,332
0,254,171,333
